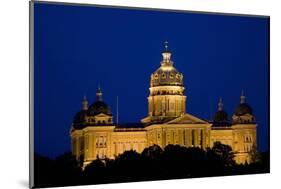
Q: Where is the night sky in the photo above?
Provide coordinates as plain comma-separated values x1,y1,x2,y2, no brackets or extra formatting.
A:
34,2,269,158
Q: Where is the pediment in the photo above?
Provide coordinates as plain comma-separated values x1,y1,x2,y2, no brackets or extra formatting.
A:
141,116,151,123
92,113,111,118
167,113,208,124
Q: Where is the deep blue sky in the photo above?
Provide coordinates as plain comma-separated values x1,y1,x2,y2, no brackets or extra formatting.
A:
34,2,269,158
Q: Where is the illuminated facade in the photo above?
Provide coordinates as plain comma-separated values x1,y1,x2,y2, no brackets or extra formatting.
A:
70,42,257,166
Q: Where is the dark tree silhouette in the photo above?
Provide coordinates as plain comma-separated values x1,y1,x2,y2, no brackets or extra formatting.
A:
83,157,106,184
141,144,163,160
211,142,235,167
34,152,82,188
249,144,261,164
53,152,82,186
33,144,269,188
34,153,55,187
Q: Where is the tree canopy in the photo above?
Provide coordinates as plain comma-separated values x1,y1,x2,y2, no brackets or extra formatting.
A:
34,142,269,188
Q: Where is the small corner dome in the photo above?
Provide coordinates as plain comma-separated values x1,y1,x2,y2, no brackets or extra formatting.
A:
73,110,87,122
72,110,87,129
234,103,252,116
87,86,112,116
212,98,230,126
87,101,112,116
214,110,228,122
234,91,253,116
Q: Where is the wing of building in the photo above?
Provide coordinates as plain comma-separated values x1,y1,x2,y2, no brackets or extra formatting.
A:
70,42,257,166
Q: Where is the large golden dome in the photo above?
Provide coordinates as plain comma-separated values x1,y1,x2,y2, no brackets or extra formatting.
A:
150,42,183,87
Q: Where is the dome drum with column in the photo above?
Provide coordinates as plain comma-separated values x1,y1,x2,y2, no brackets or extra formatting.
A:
149,86,184,96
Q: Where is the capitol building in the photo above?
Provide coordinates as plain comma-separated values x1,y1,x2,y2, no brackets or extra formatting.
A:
70,42,257,166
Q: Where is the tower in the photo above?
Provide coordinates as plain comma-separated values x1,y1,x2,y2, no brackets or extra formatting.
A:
147,41,186,123
96,84,103,101
87,86,113,125
232,90,255,124
213,97,230,127
82,96,88,111
231,90,257,164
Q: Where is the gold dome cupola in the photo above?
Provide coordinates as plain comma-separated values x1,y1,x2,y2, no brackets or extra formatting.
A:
146,41,187,123
150,41,184,87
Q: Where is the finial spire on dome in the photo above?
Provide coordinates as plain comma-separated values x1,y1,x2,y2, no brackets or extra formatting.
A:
98,82,101,91
96,84,103,101
164,41,169,52
161,41,172,64
82,95,88,110
240,89,246,104
218,97,223,111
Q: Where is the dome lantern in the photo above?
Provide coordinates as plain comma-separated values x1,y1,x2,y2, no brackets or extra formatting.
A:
218,97,223,111
96,84,103,101
213,97,229,126
240,89,246,104
82,96,88,110
161,41,172,65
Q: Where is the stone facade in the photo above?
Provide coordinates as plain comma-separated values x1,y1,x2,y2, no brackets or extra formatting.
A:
70,42,257,166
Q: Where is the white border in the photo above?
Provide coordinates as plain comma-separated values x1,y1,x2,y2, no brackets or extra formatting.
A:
0,0,280,189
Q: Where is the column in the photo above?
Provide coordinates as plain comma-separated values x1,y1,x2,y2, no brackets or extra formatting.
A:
188,130,192,147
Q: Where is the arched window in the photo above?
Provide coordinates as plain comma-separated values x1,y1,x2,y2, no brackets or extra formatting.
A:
100,136,103,147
